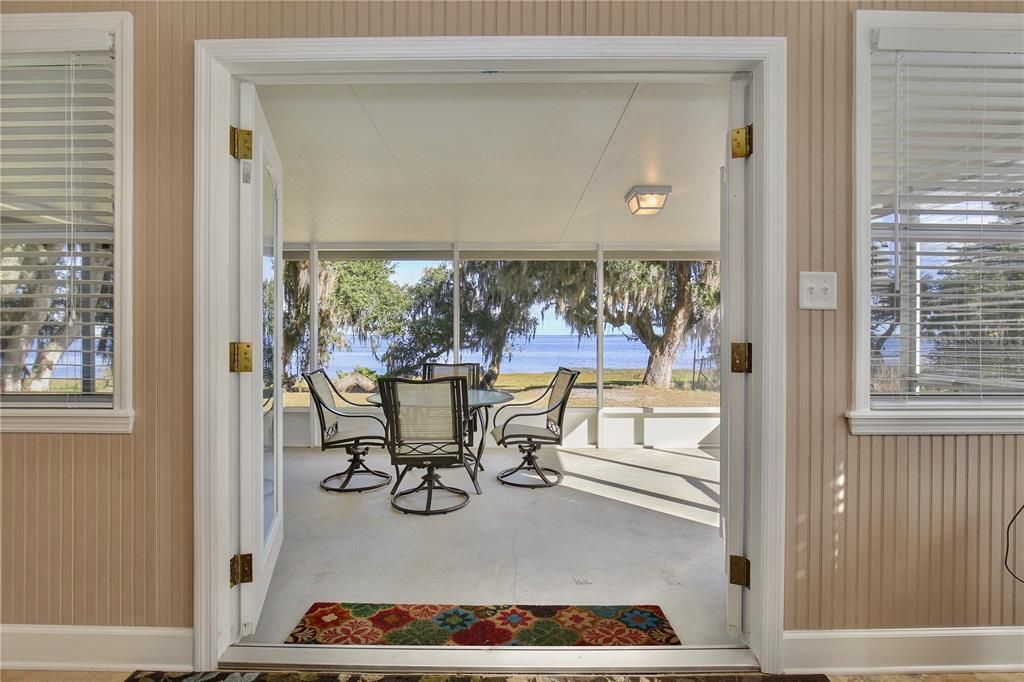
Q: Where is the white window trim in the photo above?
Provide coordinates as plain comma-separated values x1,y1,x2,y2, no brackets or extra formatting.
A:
0,12,134,434
849,10,1024,436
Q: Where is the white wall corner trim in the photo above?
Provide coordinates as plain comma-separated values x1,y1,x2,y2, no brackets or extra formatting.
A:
783,627,1024,674
0,625,194,672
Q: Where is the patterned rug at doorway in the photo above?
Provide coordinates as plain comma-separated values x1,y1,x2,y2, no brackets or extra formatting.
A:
128,671,831,675
285,602,682,646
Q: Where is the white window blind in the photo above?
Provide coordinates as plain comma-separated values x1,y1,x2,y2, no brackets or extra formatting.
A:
869,46,1024,404
0,50,117,406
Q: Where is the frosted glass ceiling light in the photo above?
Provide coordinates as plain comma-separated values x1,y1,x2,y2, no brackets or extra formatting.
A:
625,185,671,216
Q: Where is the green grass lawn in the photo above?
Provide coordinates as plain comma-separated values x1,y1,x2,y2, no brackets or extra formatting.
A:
15,378,114,394
284,367,719,409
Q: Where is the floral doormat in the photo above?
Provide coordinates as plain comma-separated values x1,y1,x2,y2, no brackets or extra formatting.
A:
286,602,682,646
130,671,831,675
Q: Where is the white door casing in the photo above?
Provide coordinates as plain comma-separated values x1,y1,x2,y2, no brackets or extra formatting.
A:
194,36,787,673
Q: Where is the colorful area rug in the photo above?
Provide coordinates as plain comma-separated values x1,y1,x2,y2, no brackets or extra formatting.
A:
130,671,831,675
286,602,681,646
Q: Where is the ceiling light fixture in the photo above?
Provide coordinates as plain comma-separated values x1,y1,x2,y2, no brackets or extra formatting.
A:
624,185,672,216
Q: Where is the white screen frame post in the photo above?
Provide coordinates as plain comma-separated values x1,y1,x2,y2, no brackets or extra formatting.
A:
308,242,320,447
453,243,461,363
194,36,787,673
595,243,605,447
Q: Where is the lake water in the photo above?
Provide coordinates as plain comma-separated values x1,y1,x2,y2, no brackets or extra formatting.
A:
326,333,716,375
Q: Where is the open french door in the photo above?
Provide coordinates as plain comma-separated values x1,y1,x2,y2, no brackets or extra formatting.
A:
238,82,285,636
721,74,752,641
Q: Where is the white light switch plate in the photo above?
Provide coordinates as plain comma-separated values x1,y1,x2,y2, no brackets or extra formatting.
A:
799,271,837,310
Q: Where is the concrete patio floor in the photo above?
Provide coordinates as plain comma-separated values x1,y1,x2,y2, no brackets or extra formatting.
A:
245,445,734,646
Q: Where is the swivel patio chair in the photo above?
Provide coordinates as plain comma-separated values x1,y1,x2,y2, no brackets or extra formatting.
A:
422,361,482,388
379,376,473,515
491,367,580,488
304,369,393,493
422,361,485,449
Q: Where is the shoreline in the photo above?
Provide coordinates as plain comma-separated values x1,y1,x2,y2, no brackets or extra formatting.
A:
286,367,720,409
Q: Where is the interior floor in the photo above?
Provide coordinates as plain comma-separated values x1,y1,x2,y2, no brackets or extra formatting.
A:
245,444,736,646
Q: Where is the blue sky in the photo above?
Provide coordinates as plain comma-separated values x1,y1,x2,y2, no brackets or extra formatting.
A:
391,260,430,286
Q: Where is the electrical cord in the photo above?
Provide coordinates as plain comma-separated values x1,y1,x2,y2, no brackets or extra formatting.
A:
1007,501,1024,584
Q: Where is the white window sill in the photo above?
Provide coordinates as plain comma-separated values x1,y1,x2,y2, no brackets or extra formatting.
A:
0,408,135,434
847,408,1024,435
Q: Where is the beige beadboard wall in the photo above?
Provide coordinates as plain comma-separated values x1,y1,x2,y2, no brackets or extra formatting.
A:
1,0,1021,631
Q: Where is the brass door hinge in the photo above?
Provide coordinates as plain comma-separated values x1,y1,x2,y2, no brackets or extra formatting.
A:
230,126,253,160
229,341,252,373
229,553,253,587
730,342,752,373
729,554,751,588
731,124,753,158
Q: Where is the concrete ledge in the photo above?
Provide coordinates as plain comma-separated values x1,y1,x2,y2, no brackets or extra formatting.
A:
285,406,721,449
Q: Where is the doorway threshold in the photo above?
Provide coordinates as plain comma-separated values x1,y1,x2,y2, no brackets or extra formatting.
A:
220,643,759,673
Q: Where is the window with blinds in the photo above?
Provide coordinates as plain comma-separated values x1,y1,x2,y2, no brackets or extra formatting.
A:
869,46,1024,404
0,50,117,406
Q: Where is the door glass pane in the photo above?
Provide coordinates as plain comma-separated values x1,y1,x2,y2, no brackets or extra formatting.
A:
282,256,311,407
261,165,278,539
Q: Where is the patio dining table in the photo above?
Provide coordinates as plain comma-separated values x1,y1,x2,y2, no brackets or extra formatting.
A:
366,388,515,494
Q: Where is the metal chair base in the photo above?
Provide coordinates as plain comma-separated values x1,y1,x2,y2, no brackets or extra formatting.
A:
497,447,563,488
319,445,392,493
391,466,470,515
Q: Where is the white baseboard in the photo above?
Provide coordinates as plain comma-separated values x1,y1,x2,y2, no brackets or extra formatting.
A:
783,626,1024,674
0,624,193,671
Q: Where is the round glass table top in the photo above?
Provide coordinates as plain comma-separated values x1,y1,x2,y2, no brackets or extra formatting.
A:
366,388,514,408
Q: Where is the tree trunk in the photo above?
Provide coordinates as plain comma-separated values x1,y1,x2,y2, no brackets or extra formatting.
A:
641,300,689,388
482,360,500,389
481,334,507,389
643,340,682,388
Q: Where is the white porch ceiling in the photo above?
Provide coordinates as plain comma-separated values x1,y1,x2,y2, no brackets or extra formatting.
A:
257,81,729,250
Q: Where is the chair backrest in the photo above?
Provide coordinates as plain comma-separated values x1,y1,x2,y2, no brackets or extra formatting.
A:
545,367,580,435
422,362,482,389
304,369,341,439
379,376,468,463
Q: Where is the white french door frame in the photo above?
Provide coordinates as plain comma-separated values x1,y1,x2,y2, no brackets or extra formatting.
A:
194,36,787,673
721,72,752,638
237,82,285,636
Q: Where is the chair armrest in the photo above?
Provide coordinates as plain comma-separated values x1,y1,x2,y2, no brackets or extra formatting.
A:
319,402,386,430
496,400,567,441
493,385,553,423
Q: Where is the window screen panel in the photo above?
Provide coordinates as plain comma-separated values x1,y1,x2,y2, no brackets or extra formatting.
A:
1,50,116,406
869,49,1024,403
